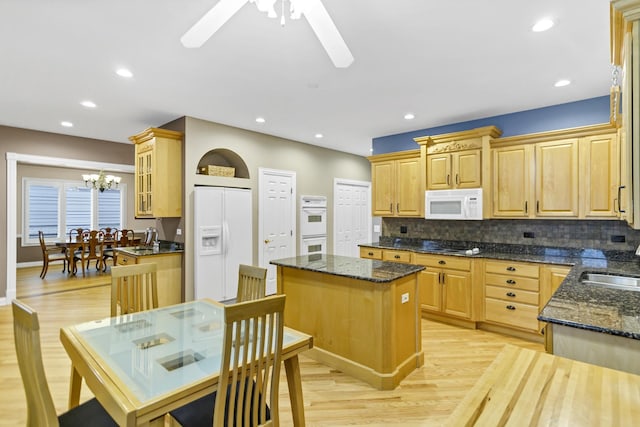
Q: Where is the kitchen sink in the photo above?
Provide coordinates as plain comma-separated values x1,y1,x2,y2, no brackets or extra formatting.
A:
580,272,640,291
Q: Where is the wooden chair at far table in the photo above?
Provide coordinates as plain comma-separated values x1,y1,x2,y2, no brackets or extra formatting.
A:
72,230,105,276
38,230,67,279
237,264,268,302
170,294,286,427
12,299,118,427
99,227,118,271
110,263,158,316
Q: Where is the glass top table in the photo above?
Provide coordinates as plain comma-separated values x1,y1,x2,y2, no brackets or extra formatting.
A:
60,299,312,427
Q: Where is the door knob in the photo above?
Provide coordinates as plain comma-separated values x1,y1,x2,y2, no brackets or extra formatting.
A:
264,239,271,244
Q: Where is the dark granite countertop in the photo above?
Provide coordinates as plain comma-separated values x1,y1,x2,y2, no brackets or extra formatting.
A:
361,238,640,340
115,241,184,257
270,254,424,283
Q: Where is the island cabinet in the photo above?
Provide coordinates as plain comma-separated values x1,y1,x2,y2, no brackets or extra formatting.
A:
129,128,183,218
115,250,183,308
491,126,619,219
368,150,423,217
414,254,478,323
274,255,424,390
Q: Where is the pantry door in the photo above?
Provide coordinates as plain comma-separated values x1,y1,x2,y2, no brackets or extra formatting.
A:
334,179,371,257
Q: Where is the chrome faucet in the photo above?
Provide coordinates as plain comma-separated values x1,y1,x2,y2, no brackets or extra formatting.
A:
636,244,640,257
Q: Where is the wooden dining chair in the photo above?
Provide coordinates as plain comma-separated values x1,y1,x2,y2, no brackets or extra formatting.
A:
72,230,105,276
12,299,118,427
237,264,268,302
170,294,286,427
110,263,158,316
38,231,67,279
100,227,118,270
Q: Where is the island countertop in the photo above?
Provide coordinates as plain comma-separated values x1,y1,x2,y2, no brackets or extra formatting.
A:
270,254,424,283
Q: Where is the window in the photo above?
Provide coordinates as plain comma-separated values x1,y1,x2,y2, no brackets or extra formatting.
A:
23,177,126,245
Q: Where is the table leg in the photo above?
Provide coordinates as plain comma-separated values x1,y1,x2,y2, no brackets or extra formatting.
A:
68,365,82,409
284,355,306,427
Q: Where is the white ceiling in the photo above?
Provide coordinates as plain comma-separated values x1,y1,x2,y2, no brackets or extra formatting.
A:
0,0,612,157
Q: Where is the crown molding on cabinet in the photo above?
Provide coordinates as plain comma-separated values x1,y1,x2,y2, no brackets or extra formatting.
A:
491,123,617,147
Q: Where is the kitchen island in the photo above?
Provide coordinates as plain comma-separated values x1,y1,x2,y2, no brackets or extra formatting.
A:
271,254,424,390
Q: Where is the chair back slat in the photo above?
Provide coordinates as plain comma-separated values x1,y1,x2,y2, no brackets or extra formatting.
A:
12,300,60,427
216,295,285,427
237,264,267,302
110,263,158,316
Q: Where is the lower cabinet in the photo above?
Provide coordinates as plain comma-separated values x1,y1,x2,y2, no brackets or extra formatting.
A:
116,252,183,307
415,254,473,320
483,260,541,333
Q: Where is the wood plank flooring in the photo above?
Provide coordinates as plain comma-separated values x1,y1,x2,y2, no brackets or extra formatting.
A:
2,267,543,426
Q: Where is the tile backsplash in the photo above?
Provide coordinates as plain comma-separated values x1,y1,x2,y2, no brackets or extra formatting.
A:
382,218,640,252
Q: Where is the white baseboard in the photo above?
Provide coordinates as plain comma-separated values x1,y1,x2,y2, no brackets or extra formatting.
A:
17,261,42,269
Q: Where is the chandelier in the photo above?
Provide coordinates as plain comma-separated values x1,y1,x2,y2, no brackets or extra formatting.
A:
82,171,121,192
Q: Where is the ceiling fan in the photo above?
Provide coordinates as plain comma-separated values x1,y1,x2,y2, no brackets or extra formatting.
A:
181,0,354,68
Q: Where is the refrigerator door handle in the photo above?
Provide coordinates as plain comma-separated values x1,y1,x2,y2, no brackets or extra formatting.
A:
223,221,230,256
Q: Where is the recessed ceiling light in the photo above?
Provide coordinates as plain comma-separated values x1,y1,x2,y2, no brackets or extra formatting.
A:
315,133,323,139
554,79,571,87
404,113,415,120
255,117,266,124
532,18,554,32
80,100,97,108
116,68,133,78
61,121,73,127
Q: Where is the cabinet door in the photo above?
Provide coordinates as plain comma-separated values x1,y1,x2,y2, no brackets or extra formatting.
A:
371,160,395,216
442,270,472,319
419,270,441,312
454,150,481,188
426,154,451,190
492,145,531,217
396,157,422,216
135,149,153,217
581,133,619,218
536,139,579,217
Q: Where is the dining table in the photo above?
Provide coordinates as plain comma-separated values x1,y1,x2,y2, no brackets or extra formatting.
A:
60,299,313,426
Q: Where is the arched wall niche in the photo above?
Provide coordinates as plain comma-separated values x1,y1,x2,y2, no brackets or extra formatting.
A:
196,148,250,179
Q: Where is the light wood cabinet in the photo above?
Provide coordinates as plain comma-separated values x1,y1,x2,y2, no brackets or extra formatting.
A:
491,127,619,219
483,260,540,333
129,128,183,218
426,150,481,190
116,251,183,307
359,247,383,260
415,254,472,320
369,150,422,217
359,247,413,263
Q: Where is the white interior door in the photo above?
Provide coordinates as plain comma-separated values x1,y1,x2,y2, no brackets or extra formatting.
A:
334,179,371,257
259,168,296,295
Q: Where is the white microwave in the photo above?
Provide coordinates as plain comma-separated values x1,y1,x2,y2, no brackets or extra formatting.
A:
425,188,483,220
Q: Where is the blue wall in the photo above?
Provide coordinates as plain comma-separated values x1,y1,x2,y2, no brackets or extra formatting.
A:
372,95,610,155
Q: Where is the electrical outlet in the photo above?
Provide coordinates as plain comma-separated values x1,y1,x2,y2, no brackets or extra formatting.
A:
611,235,626,243
523,231,535,238
401,293,409,304
400,225,408,234
176,228,182,236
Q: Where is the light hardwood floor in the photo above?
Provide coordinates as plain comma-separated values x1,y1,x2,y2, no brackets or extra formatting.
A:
2,267,543,426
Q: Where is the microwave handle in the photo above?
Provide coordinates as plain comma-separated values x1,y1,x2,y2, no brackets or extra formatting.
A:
463,196,470,218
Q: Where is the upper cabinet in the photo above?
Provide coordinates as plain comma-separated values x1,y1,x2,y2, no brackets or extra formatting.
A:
369,150,422,217
129,128,183,218
491,126,619,219
415,126,501,191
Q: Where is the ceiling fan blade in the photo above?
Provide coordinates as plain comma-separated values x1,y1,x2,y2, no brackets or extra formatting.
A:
302,0,354,68
181,0,249,48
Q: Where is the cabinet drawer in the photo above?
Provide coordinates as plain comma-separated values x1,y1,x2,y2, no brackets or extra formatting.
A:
117,253,138,265
485,273,539,292
360,247,383,260
485,298,540,331
414,254,471,271
485,285,539,305
382,250,412,263
485,260,539,278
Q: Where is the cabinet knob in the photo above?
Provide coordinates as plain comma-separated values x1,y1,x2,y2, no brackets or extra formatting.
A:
394,254,400,259
438,260,446,265
368,252,374,256
506,266,516,272
506,292,516,297
506,305,516,310
506,279,516,285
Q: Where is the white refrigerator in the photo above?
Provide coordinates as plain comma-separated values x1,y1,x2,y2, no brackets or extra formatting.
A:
194,186,252,301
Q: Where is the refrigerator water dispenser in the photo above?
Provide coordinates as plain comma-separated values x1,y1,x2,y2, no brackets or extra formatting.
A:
198,225,222,255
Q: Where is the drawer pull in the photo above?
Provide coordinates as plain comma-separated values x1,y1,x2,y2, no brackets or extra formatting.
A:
506,305,516,310
506,292,516,297
394,255,400,259
506,266,516,272
506,279,516,285
368,252,374,256
438,260,446,265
